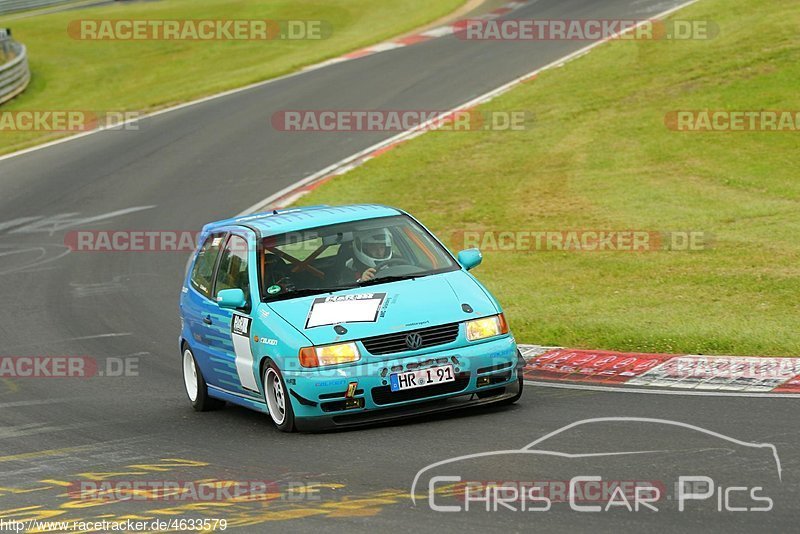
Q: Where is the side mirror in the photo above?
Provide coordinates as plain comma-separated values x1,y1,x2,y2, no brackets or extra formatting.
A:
457,248,482,271
217,288,247,309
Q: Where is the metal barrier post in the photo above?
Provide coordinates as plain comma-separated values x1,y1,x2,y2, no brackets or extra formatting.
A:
0,29,32,105
0,29,10,62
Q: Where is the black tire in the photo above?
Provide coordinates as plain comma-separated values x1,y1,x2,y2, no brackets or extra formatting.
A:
263,360,296,432
182,345,225,412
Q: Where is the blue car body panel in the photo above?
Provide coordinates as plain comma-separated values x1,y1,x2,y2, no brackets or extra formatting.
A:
179,205,521,430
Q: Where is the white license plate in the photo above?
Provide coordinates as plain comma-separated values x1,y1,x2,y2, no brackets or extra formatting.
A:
390,364,455,392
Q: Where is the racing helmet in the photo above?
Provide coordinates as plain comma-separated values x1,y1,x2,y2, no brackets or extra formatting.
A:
353,228,393,268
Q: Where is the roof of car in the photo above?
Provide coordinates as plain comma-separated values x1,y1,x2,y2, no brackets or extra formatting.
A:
204,204,404,236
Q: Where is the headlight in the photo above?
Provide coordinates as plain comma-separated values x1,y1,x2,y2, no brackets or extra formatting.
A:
466,314,509,341
299,342,361,368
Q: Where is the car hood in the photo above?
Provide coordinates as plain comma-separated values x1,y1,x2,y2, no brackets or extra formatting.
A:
267,270,499,346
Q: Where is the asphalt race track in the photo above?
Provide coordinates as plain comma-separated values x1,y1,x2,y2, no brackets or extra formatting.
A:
0,0,797,531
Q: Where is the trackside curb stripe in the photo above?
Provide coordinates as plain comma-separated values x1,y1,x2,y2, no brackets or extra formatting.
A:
519,344,800,395
336,1,529,62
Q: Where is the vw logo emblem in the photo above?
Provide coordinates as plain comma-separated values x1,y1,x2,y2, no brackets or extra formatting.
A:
405,333,423,350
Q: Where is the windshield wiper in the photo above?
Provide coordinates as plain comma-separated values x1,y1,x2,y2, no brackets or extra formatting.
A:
266,275,428,300
267,285,357,300
357,274,424,286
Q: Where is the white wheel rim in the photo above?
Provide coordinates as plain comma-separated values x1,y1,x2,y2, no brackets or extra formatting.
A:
183,349,199,402
265,368,286,425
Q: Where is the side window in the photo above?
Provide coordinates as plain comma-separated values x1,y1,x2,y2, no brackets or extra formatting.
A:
214,235,251,307
387,228,408,262
396,224,442,270
276,237,340,260
190,233,225,298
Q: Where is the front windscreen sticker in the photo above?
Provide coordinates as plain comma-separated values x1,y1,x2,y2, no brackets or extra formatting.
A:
305,293,387,329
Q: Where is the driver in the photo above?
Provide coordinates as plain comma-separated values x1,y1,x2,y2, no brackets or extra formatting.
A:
344,228,393,283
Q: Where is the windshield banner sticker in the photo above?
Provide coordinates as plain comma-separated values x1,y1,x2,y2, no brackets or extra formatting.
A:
305,293,387,329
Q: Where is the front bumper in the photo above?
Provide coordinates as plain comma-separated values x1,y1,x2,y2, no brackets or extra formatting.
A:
283,335,521,431
294,376,521,432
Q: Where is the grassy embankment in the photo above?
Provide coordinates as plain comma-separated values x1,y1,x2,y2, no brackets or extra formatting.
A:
297,0,800,356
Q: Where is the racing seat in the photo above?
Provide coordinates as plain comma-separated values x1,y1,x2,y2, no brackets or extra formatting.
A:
332,241,355,284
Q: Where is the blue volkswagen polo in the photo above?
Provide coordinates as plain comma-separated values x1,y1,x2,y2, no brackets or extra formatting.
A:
179,204,523,432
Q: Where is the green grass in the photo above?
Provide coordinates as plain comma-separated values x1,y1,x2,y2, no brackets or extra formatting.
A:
0,0,464,154
296,0,800,357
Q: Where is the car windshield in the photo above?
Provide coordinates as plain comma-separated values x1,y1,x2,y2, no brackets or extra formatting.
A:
259,215,458,301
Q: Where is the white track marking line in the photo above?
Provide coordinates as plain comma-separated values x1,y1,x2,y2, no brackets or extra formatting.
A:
8,205,156,234
239,0,700,215
367,42,406,53
1,332,132,351
0,398,78,408
0,422,102,439
420,26,455,38
301,57,349,71
524,380,799,399
0,0,103,21
0,245,72,276
0,216,43,232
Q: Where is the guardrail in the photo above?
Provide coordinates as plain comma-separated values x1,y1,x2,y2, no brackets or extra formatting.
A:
0,0,74,16
0,34,31,105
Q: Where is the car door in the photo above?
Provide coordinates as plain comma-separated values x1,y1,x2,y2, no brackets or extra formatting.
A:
209,230,261,396
181,232,227,378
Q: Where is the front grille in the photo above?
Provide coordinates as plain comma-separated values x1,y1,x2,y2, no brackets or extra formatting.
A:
371,372,471,405
361,322,460,355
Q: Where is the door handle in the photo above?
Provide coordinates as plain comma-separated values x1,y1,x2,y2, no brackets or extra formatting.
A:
203,316,212,325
